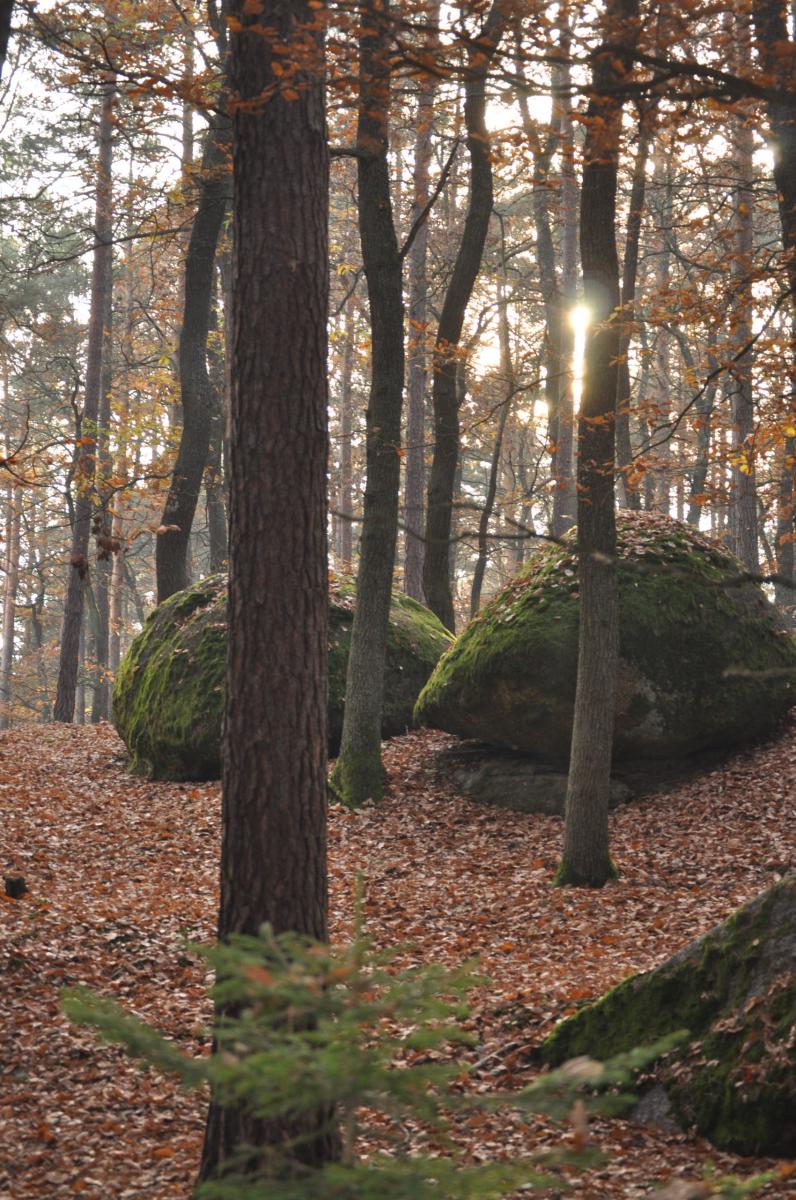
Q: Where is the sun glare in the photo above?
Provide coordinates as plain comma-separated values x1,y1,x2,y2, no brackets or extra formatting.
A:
569,304,590,413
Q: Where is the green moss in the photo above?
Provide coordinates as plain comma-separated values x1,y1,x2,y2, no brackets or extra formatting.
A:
552,854,619,888
329,742,387,807
113,575,451,782
415,512,796,760
540,876,796,1155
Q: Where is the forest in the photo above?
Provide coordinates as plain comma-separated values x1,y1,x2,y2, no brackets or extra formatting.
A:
1,0,796,1195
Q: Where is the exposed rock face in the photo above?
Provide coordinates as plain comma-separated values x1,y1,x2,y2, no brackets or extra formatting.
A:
416,512,796,761
113,575,451,781
436,744,633,816
541,876,796,1156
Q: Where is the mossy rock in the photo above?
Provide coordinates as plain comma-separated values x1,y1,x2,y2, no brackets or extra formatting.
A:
113,575,451,781
541,876,796,1156
416,511,796,760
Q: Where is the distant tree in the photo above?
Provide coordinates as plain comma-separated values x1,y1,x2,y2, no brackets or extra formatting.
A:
54,76,114,722
198,0,332,1181
332,0,405,807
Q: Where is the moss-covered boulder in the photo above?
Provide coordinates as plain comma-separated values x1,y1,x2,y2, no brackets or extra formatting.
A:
416,511,796,760
541,876,796,1156
113,575,451,781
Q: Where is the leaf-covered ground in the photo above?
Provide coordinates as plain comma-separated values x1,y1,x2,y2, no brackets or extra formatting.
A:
1,720,794,1198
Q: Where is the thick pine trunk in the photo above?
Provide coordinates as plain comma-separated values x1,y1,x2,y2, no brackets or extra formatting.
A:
155,112,231,603
332,0,405,806
555,0,640,889
199,0,331,1181
422,0,507,632
54,79,114,722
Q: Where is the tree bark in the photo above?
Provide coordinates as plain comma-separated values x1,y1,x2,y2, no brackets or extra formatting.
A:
54,79,114,722
0,1,13,80
199,0,331,1181
0,481,21,730
470,254,513,618
616,104,654,510
403,29,438,602
332,0,405,807
155,109,231,603
555,0,640,889
422,0,507,632
723,14,759,570
338,300,355,573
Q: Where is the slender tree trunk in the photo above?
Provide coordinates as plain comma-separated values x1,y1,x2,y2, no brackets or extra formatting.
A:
0,482,21,730
727,37,758,571
403,29,438,601
91,261,114,722
470,257,513,617
156,109,231,603
616,104,654,509
422,0,507,632
332,0,405,807
54,79,114,722
551,20,578,536
206,269,228,573
339,301,355,573
555,0,640,889
74,615,86,726
199,0,331,1181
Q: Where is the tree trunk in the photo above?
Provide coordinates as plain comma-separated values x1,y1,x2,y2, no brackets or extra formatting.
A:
199,0,331,1182
727,15,759,572
0,481,21,730
338,300,355,573
91,261,114,722
422,0,507,632
155,110,231,603
54,78,114,722
0,1,13,79
331,0,405,807
470,257,513,618
616,104,654,510
206,268,228,573
551,17,578,536
555,0,640,889
403,30,438,602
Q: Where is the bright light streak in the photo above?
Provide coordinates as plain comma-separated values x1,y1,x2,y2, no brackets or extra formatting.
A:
569,304,590,413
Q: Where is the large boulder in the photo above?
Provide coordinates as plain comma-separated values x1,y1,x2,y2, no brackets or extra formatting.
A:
541,876,796,1156
113,575,451,781
416,512,796,760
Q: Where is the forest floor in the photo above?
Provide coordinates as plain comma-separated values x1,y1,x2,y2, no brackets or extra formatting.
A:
0,721,795,1199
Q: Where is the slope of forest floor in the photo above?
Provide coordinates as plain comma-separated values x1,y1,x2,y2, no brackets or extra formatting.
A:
0,720,795,1198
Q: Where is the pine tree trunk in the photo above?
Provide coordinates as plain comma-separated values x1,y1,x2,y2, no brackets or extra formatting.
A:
422,0,507,632
54,79,114,722
332,0,405,807
199,0,331,1181
155,110,231,603
555,0,640,889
